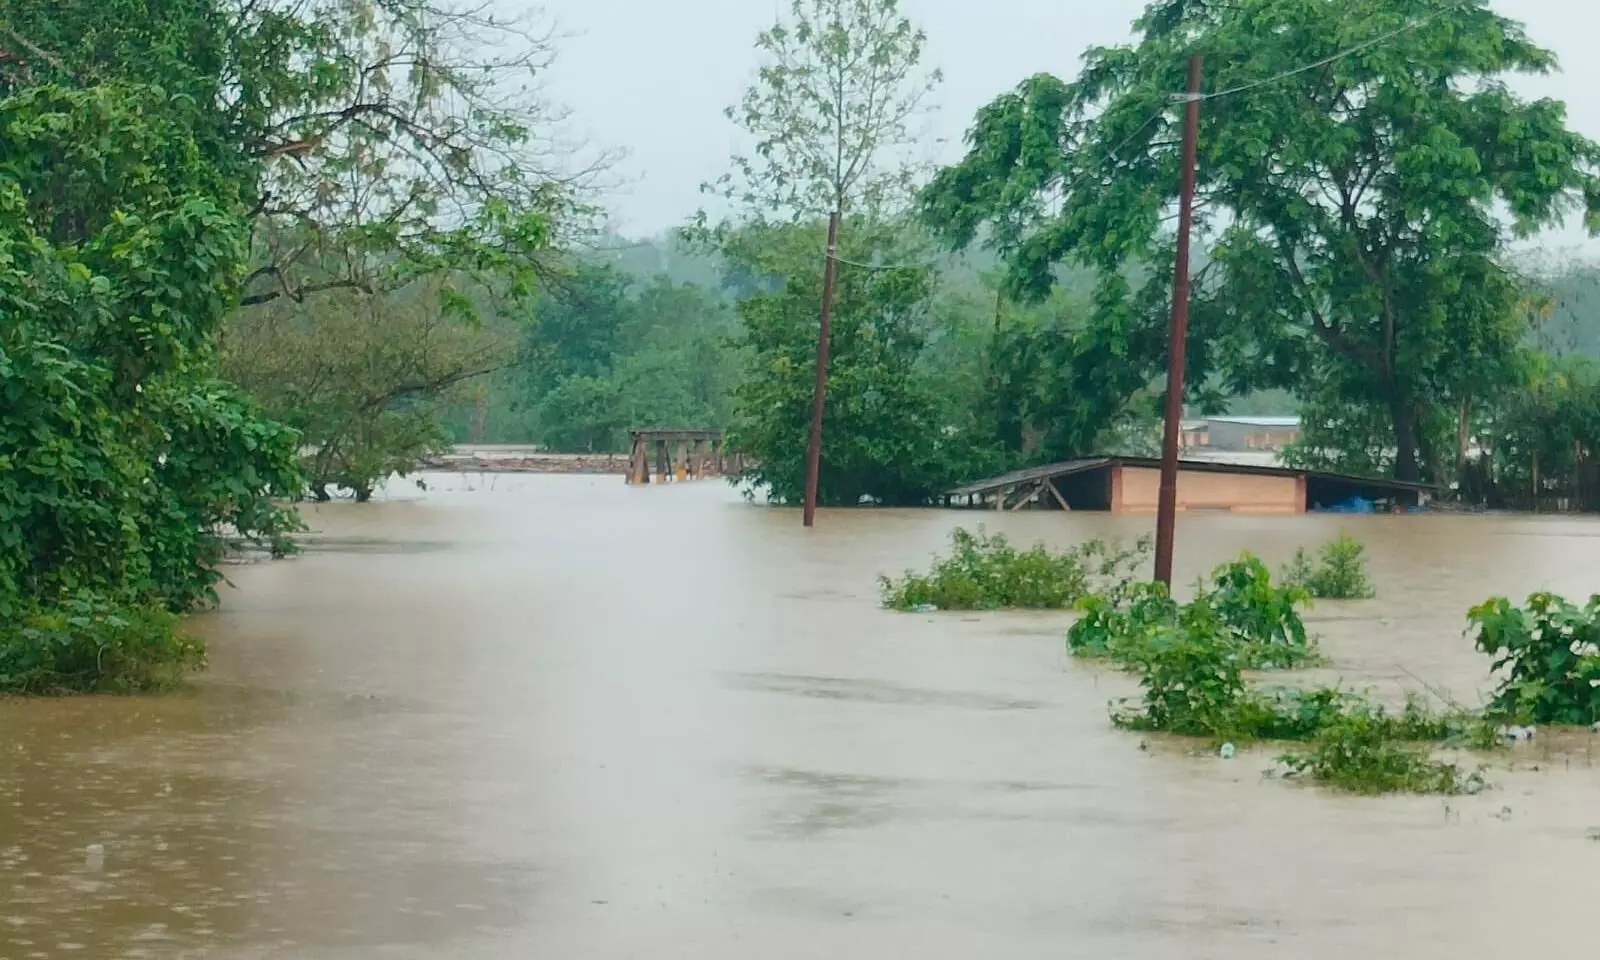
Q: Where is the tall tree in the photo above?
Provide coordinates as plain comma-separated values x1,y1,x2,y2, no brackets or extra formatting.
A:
0,83,300,657
922,0,1600,481
708,0,940,223
706,0,969,503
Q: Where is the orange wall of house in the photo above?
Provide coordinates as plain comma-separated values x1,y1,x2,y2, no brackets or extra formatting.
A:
1113,466,1304,514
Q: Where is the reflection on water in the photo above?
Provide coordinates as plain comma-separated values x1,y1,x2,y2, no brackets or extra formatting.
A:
4,472,1600,958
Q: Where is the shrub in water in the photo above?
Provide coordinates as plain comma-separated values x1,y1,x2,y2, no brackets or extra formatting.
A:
880,528,1147,612
1110,625,1254,738
1088,559,1491,795
1279,707,1476,796
0,592,203,695
1069,554,1315,669
1469,592,1600,726
1283,534,1376,599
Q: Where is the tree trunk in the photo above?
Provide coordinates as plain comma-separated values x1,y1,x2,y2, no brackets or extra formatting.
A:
1532,452,1540,513
1456,398,1470,485
1390,394,1421,482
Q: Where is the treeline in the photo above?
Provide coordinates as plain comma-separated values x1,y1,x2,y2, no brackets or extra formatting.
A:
11,0,1600,691
443,260,741,452
465,0,1600,518
0,0,588,689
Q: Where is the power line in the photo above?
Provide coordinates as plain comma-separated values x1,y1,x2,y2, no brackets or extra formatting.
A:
1198,0,1475,102
829,253,945,271
830,5,1473,272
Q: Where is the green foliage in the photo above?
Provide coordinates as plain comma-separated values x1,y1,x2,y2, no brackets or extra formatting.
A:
0,0,592,693
879,527,1147,612
1067,581,1179,658
1109,625,1255,738
1108,629,1483,795
223,283,515,497
1469,593,1600,726
1069,555,1315,670
1066,553,1486,795
1279,708,1478,796
1283,535,1377,600
0,593,202,695
454,265,742,450
704,1,997,503
923,0,1600,483
1459,351,1600,511
514,270,739,450
723,221,981,504
710,0,941,221
0,81,302,691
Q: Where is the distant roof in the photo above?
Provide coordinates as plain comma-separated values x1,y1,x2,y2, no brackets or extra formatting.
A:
947,454,1431,498
1205,416,1302,427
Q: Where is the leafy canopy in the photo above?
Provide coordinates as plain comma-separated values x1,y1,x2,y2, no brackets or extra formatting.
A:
922,0,1600,481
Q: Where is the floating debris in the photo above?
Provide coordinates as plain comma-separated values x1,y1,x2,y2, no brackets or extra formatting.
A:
1497,725,1536,743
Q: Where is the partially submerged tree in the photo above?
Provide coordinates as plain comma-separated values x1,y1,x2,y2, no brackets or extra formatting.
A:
706,0,972,503
923,0,1600,481
721,222,975,504
222,282,517,499
0,82,300,639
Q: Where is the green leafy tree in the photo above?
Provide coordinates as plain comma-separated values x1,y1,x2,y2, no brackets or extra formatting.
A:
704,0,970,503
721,222,970,504
708,0,941,223
0,83,300,690
4,0,591,496
922,0,1600,482
222,282,517,498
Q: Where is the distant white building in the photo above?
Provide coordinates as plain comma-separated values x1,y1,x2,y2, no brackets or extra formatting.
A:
1182,416,1301,453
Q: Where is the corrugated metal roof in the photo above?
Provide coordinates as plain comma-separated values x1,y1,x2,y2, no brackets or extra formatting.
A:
946,458,1113,497
1205,416,1302,428
946,455,1433,498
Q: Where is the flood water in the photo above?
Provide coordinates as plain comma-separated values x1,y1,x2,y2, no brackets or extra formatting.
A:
4,473,1600,958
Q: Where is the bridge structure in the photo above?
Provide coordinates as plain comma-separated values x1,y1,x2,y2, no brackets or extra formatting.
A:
626,429,737,485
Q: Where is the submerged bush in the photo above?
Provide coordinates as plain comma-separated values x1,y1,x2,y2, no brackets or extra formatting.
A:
1069,554,1315,669
1111,636,1483,794
1279,707,1479,796
1469,592,1600,726
1080,556,1495,796
880,527,1148,611
0,593,203,695
1109,625,1254,738
1283,534,1376,599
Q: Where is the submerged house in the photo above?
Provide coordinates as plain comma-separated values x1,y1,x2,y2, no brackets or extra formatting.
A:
946,456,1431,515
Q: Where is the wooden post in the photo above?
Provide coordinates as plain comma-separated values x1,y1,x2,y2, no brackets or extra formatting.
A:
1154,54,1203,586
629,432,649,485
1043,478,1071,512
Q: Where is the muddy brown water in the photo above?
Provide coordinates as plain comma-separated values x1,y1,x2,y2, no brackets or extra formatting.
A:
4,474,1600,958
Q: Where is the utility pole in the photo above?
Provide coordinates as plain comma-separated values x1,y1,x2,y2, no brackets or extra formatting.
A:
1154,54,1204,586
803,210,842,528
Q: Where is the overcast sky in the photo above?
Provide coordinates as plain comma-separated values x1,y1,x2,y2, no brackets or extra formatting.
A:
530,0,1599,249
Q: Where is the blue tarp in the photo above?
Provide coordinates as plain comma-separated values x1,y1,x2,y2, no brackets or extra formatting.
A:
1318,496,1375,514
